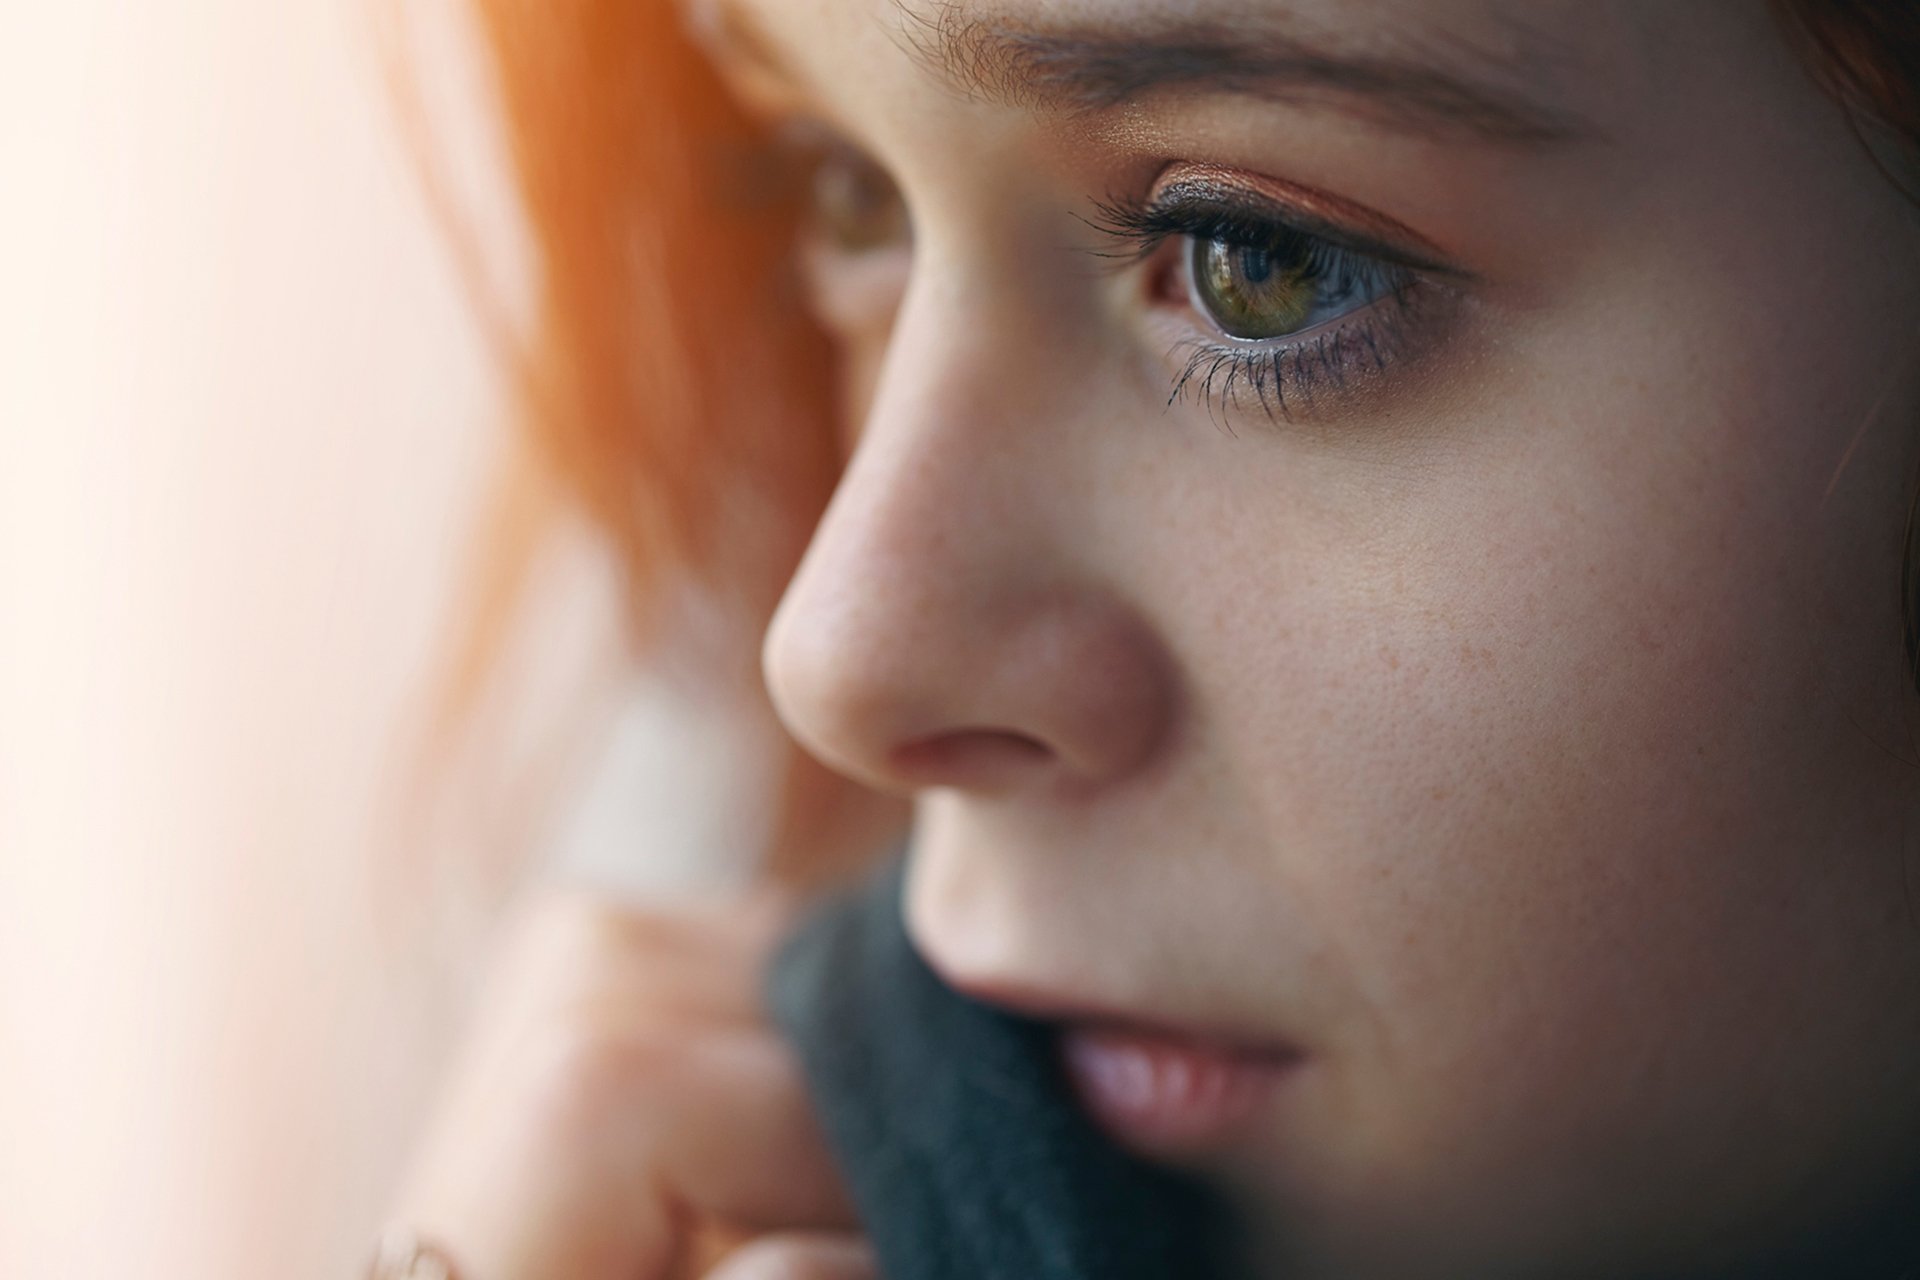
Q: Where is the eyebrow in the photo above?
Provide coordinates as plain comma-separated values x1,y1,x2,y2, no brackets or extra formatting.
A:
888,0,1601,146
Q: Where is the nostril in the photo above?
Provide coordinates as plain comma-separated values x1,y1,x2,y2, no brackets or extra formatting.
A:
890,729,1054,789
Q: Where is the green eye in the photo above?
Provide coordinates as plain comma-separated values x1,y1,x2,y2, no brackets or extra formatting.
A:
1182,221,1410,346
807,144,909,254
1190,236,1319,340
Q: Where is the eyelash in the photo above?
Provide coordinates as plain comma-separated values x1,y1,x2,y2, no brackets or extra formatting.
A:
1085,190,1442,423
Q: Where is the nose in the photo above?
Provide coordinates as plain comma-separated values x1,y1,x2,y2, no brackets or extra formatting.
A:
762,278,1176,799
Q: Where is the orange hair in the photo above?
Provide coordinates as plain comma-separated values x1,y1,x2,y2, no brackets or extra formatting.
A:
439,0,886,887
467,0,832,621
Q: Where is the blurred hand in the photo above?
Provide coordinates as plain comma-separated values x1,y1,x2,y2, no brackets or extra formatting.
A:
378,887,875,1279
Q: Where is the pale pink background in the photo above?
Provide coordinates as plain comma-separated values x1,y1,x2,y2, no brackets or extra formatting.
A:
0,4,774,1276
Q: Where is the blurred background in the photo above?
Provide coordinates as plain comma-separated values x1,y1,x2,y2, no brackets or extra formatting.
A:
0,2,770,1275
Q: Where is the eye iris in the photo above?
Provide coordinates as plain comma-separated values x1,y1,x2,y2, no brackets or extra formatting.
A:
1193,237,1316,339
810,148,908,253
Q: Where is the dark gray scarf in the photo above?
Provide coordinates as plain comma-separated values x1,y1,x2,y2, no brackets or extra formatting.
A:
764,856,1242,1280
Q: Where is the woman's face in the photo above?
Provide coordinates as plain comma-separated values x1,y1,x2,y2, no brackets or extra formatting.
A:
712,0,1920,1273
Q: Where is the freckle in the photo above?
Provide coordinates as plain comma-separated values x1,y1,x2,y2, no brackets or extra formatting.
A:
1382,646,1401,671
1458,641,1495,669
1429,786,1450,801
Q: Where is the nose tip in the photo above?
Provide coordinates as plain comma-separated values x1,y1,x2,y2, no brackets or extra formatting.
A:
763,568,1175,798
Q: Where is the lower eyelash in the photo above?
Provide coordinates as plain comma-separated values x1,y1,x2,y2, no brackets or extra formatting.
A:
1165,282,1429,428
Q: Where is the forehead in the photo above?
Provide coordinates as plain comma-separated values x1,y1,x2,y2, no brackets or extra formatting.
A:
710,0,1616,46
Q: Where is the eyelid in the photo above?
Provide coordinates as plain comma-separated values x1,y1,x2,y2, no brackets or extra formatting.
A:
1146,161,1470,281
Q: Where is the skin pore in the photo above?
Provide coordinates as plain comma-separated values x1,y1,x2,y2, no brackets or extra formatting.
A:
699,0,1920,1275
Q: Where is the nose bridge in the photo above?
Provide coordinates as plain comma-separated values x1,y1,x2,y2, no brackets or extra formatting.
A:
762,261,1174,795
765,273,1045,758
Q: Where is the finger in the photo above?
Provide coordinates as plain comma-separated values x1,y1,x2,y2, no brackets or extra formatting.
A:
389,1009,853,1279
703,1232,880,1280
392,1024,855,1278
499,889,800,1032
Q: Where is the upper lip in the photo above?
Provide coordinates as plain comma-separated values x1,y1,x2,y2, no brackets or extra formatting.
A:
930,968,1306,1064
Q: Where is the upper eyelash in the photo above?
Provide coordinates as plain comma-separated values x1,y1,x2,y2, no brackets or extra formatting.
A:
1081,189,1451,279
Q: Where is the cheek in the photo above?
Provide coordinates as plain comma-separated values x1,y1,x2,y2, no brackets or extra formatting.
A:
1156,311,1920,1244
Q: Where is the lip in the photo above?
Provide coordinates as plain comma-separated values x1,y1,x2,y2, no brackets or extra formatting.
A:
935,973,1305,1155
1057,1024,1299,1155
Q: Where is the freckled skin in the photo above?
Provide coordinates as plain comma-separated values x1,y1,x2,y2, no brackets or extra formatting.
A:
716,0,1920,1275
